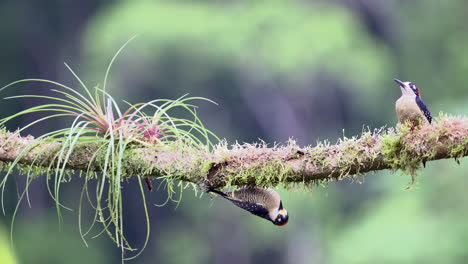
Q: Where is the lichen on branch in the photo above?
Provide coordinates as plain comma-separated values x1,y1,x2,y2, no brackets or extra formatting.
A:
1,115,466,188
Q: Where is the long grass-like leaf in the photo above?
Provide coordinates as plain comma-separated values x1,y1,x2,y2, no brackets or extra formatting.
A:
1,79,100,115
63,62,101,115
102,36,137,107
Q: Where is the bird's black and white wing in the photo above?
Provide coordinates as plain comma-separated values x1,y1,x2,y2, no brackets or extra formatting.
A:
208,187,281,222
415,96,432,123
227,199,271,221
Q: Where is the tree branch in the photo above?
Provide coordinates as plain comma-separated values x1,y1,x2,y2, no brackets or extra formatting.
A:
1,115,467,188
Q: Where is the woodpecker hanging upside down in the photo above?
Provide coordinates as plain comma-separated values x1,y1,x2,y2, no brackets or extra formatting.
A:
208,186,289,226
394,79,432,126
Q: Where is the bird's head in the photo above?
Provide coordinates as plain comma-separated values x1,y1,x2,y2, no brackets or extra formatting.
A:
272,202,289,226
394,79,421,97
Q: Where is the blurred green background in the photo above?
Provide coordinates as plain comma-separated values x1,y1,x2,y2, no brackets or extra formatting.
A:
1,0,467,263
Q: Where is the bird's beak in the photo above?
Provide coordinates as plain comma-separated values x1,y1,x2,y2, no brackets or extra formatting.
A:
394,79,405,87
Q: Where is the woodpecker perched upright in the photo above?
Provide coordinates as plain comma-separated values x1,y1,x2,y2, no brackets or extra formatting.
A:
208,186,289,226
394,79,432,126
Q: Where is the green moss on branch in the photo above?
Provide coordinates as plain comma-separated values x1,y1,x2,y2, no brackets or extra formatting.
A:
0,115,467,188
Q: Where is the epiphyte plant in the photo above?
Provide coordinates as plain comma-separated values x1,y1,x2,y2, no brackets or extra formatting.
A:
0,37,219,261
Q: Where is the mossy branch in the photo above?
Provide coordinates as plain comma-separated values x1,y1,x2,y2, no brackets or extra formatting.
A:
0,115,466,188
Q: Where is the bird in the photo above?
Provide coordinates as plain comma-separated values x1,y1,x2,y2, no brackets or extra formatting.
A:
394,79,432,126
208,186,289,226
